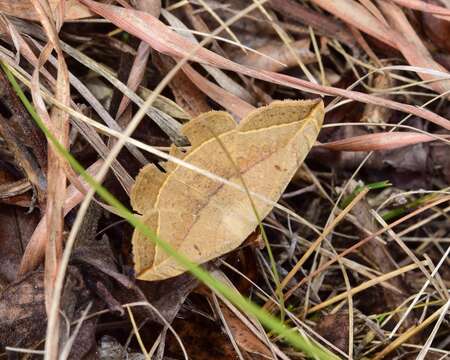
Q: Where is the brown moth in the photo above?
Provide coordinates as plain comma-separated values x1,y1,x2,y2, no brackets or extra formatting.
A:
131,99,324,281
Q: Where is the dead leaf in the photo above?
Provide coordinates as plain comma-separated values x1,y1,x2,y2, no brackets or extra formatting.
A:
316,311,349,353
318,132,446,151
0,271,46,350
219,304,272,359
0,204,39,283
131,99,324,280
167,311,240,360
0,269,95,355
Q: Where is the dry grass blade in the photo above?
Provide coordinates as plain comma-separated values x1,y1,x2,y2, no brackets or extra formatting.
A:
372,212,447,298
233,38,316,73
307,261,425,313
389,246,450,339
26,1,70,359
280,188,369,294
377,1,450,95
19,160,103,275
115,0,160,119
116,41,151,120
250,0,317,84
3,68,321,236
1,0,447,357
78,0,450,130
211,270,291,360
416,299,450,360
280,195,450,304
196,0,245,53
312,0,395,46
359,0,389,25
182,64,255,119
58,40,184,144
162,8,256,104
313,0,450,95
0,0,92,21
318,132,449,151
126,307,150,359
372,300,450,359
0,179,32,199
268,0,357,49
388,0,450,16
0,18,135,191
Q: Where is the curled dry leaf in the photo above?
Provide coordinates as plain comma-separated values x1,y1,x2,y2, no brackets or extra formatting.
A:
318,131,447,151
131,99,324,280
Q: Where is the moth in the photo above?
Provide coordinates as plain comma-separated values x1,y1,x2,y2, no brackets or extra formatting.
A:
131,99,324,281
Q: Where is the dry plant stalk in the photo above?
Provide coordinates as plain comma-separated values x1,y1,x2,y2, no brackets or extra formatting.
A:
131,100,324,280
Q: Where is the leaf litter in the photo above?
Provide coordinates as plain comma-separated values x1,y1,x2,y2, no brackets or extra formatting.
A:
0,1,448,359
